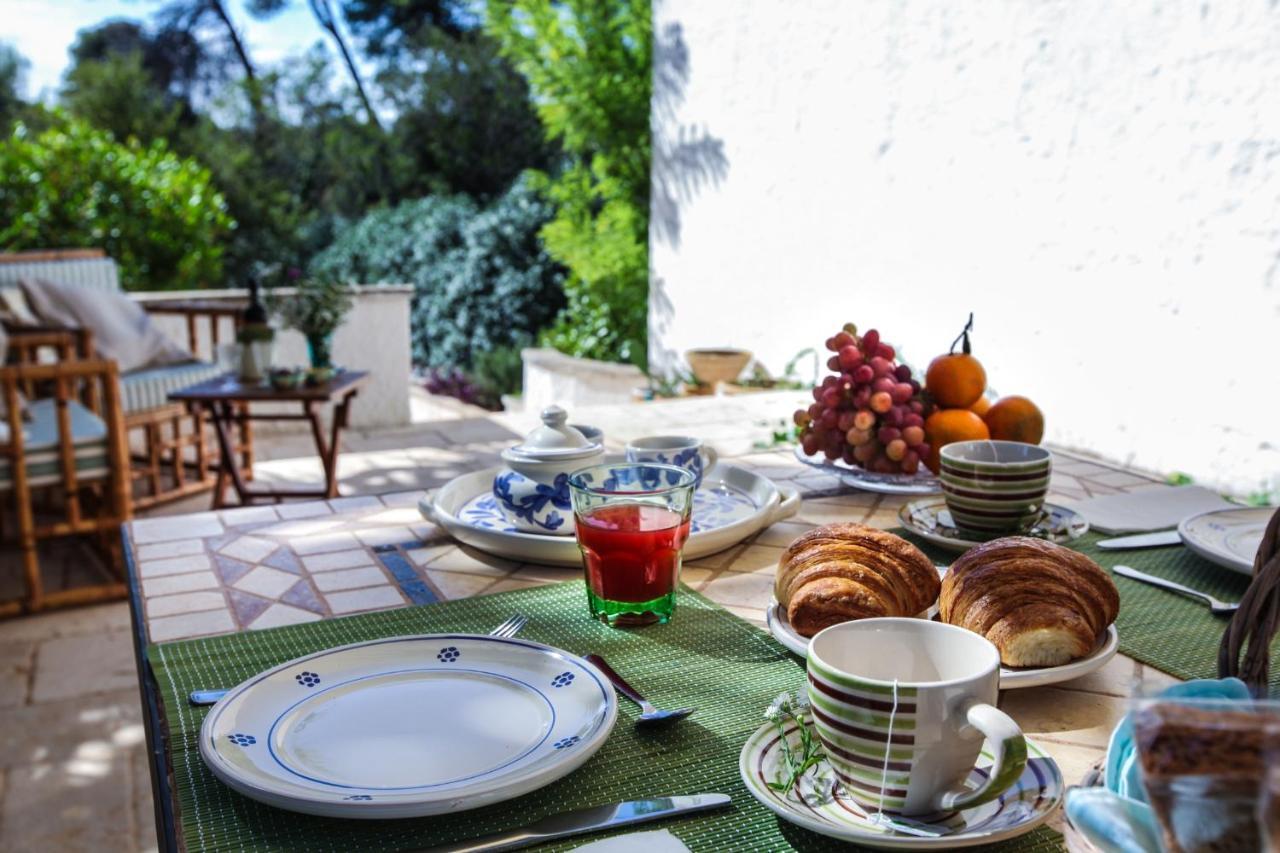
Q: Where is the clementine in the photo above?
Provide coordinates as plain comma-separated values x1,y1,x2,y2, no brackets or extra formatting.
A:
926,353,986,409
923,408,990,473
969,395,992,417
984,396,1045,445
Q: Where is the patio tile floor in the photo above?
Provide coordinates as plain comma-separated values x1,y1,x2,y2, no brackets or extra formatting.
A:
0,389,1178,850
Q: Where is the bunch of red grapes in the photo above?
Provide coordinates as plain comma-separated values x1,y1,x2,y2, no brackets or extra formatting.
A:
794,325,930,475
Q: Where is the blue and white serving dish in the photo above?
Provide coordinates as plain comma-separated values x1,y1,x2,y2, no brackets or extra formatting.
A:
199,634,617,818
492,405,606,535
422,461,800,567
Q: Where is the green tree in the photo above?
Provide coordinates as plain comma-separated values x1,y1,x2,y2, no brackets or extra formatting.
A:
485,0,652,368
0,44,29,131
63,51,187,143
0,118,233,290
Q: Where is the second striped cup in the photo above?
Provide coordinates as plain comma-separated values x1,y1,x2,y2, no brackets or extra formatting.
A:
938,440,1052,535
807,618,1027,816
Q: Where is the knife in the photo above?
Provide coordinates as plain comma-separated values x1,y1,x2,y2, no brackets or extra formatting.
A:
1096,530,1181,550
410,793,731,853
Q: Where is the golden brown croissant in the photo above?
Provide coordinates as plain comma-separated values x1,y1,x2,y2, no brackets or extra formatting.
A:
775,523,940,637
940,537,1119,667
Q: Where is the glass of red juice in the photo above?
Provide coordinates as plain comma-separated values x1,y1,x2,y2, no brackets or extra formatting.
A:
567,463,696,626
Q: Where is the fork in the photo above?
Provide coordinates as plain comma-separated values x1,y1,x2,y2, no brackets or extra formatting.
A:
1112,565,1239,616
187,613,529,706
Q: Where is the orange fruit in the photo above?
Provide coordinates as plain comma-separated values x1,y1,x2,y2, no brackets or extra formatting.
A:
984,396,1045,445
923,408,990,473
925,353,986,408
969,395,992,417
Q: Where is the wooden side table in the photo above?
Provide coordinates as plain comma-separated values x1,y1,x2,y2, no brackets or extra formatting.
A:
169,370,370,508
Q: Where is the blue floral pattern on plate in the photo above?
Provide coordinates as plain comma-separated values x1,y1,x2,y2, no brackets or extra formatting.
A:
552,672,575,687
295,671,321,687
437,646,460,662
459,481,756,536
553,736,580,749
343,794,373,801
228,733,256,746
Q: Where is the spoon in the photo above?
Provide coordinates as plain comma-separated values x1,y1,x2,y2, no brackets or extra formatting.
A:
1113,565,1239,616
585,653,694,727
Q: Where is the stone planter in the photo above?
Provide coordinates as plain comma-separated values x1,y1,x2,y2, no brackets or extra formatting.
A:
520,348,647,413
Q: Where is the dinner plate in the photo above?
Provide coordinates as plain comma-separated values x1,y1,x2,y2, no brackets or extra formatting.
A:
1178,506,1272,576
794,446,941,495
420,462,800,567
199,634,617,818
740,719,1063,849
766,599,1119,690
898,498,1088,553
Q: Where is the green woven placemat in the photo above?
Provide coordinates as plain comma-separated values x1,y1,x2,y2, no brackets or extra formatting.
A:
149,582,1063,852
901,529,1275,691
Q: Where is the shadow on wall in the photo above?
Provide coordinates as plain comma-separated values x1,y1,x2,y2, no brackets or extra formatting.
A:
651,17,729,251
650,13,730,372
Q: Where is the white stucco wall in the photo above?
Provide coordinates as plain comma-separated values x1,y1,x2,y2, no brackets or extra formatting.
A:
139,285,413,430
650,0,1280,498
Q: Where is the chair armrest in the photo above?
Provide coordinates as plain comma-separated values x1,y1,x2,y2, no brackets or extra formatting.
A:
141,300,245,357
3,326,94,362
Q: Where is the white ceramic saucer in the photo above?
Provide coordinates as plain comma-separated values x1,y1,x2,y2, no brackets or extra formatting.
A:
766,599,1119,690
898,498,1089,554
1178,506,1272,576
420,463,800,567
740,719,1063,849
794,446,941,495
199,634,617,818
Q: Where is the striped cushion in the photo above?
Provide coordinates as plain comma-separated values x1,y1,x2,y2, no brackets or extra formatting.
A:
0,398,110,490
120,361,222,413
0,258,120,293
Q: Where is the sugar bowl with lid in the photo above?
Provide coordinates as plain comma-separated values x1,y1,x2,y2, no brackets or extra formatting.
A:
492,406,605,534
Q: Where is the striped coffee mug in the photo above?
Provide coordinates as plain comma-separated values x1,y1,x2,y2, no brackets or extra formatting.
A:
939,440,1052,534
807,618,1027,816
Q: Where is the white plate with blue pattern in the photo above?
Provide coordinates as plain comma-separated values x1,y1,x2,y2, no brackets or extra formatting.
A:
740,719,1063,849
199,635,617,818
1178,506,1271,576
420,462,801,567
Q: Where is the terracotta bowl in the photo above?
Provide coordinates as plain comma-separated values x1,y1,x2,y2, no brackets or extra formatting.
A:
685,348,752,386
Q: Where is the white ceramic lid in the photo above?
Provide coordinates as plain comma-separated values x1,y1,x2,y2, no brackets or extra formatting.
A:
506,406,603,460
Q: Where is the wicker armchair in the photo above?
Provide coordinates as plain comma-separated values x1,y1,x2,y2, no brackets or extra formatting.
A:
0,249,252,510
0,355,131,616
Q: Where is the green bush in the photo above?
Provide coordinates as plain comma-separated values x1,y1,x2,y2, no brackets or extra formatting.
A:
310,177,564,370
0,118,232,290
486,0,652,368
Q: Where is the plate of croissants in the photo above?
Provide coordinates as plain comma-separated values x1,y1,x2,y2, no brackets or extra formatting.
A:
768,523,1120,689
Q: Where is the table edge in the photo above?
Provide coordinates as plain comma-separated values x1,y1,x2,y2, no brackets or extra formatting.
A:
167,370,370,403
124,523,182,853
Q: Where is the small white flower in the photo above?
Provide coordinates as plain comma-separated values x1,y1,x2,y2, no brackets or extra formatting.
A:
765,691,791,721
764,705,783,722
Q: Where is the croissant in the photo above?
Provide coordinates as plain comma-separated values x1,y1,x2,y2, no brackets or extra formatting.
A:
775,523,940,637
940,537,1119,667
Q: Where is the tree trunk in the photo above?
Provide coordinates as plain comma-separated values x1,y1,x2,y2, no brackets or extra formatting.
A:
206,0,266,125
307,0,383,131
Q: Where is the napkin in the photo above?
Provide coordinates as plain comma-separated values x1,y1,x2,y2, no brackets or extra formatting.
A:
1065,485,1234,534
573,830,691,852
1064,677,1251,853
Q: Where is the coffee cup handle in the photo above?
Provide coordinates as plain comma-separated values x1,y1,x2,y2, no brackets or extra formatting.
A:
935,701,1028,811
700,446,718,472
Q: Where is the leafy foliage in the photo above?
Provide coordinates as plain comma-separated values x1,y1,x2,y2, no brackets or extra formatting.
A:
310,177,564,371
0,118,232,290
485,0,652,368
269,276,354,339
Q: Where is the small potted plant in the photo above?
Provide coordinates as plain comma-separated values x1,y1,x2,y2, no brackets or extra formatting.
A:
271,277,353,374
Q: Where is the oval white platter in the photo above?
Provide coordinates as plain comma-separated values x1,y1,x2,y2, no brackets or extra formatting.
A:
200,634,617,819
1178,506,1271,576
420,463,800,567
766,598,1119,690
793,445,941,495
740,719,1063,849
